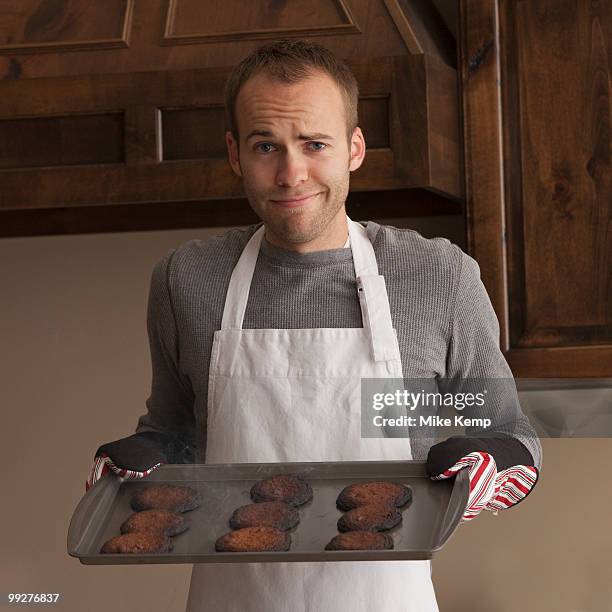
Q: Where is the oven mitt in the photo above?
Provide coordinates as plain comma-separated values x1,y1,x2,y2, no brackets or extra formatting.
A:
85,431,194,491
426,436,539,522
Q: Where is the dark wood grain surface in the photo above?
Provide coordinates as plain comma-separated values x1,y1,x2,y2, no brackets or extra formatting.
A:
459,0,508,347
502,0,612,351
461,0,612,376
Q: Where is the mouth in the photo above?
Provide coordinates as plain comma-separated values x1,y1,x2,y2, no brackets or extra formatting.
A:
270,192,321,208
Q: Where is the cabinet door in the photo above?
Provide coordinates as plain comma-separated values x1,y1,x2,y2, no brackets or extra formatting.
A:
460,0,612,377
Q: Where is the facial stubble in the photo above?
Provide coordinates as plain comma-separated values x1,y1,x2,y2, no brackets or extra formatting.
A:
240,161,351,245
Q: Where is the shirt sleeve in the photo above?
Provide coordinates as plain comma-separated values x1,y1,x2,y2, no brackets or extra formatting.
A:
135,249,197,457
441,248,542,469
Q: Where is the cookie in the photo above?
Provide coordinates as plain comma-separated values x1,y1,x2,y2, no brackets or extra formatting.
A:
325,531,394,551
229,502,299,531
250,474,313,507
336,481,411,511
131,484,201,513
337,502,402,532
215,526,291,552
100,531,173,554
120,509,190,537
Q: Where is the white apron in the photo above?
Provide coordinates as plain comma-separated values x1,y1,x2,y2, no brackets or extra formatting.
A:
187,218,438,612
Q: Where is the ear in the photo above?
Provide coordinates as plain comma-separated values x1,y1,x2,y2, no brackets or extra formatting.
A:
348,126,366,172
226,131,242,177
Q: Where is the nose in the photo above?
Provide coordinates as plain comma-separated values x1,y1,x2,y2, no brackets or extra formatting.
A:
275,149,308,188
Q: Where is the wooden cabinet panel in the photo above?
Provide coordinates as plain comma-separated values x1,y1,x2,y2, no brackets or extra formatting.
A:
162,107,227,160
0,113,124,168
357,96,390,149
163,0,359,43
502,0,612,349
0,0,133,53
460,0,612,376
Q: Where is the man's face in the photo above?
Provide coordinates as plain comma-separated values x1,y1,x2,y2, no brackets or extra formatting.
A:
226,70,365,250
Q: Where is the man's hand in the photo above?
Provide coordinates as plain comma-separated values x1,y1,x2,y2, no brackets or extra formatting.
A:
427,436,539,522
85,431,194,491
487,464,539,512
86,451,164,491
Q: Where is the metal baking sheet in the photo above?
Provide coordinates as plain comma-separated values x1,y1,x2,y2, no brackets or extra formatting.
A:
68,460,468,564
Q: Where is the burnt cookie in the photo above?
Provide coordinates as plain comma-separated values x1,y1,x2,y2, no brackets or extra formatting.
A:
250,474,313,507
215,526,291,552
336,481,411,511
337,502,402,532
229,502,299,531
100,531,173,554
325,531,394,551
131,484,201,513
120,509,190,537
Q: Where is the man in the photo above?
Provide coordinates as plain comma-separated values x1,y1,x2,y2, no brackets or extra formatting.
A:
88,40,540,611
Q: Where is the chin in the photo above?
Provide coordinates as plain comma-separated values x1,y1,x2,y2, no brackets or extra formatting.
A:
277,226,316,245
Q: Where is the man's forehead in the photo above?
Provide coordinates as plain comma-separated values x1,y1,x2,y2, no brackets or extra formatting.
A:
241,67,334,94
235,70,345,135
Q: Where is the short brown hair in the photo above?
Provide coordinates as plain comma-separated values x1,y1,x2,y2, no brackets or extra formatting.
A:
224,39,359,142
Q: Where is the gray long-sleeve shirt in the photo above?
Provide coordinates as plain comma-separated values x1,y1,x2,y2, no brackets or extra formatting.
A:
136,221,542,468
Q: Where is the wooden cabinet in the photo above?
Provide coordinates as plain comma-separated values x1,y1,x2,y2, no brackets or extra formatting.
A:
0,0,462,236
459,0,612,376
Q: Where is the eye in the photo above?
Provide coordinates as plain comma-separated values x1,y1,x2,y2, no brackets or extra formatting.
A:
255,142,275,154
308,141,327,152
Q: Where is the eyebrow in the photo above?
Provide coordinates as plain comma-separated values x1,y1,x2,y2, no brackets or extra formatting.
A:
245,129,335,142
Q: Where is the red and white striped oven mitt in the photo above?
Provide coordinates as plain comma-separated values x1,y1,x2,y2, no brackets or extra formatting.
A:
85,431,193,491
426,436,539,522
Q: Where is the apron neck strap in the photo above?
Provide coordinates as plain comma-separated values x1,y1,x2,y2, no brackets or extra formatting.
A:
220,224,265,330
347,217,379,276
221,216,381,331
